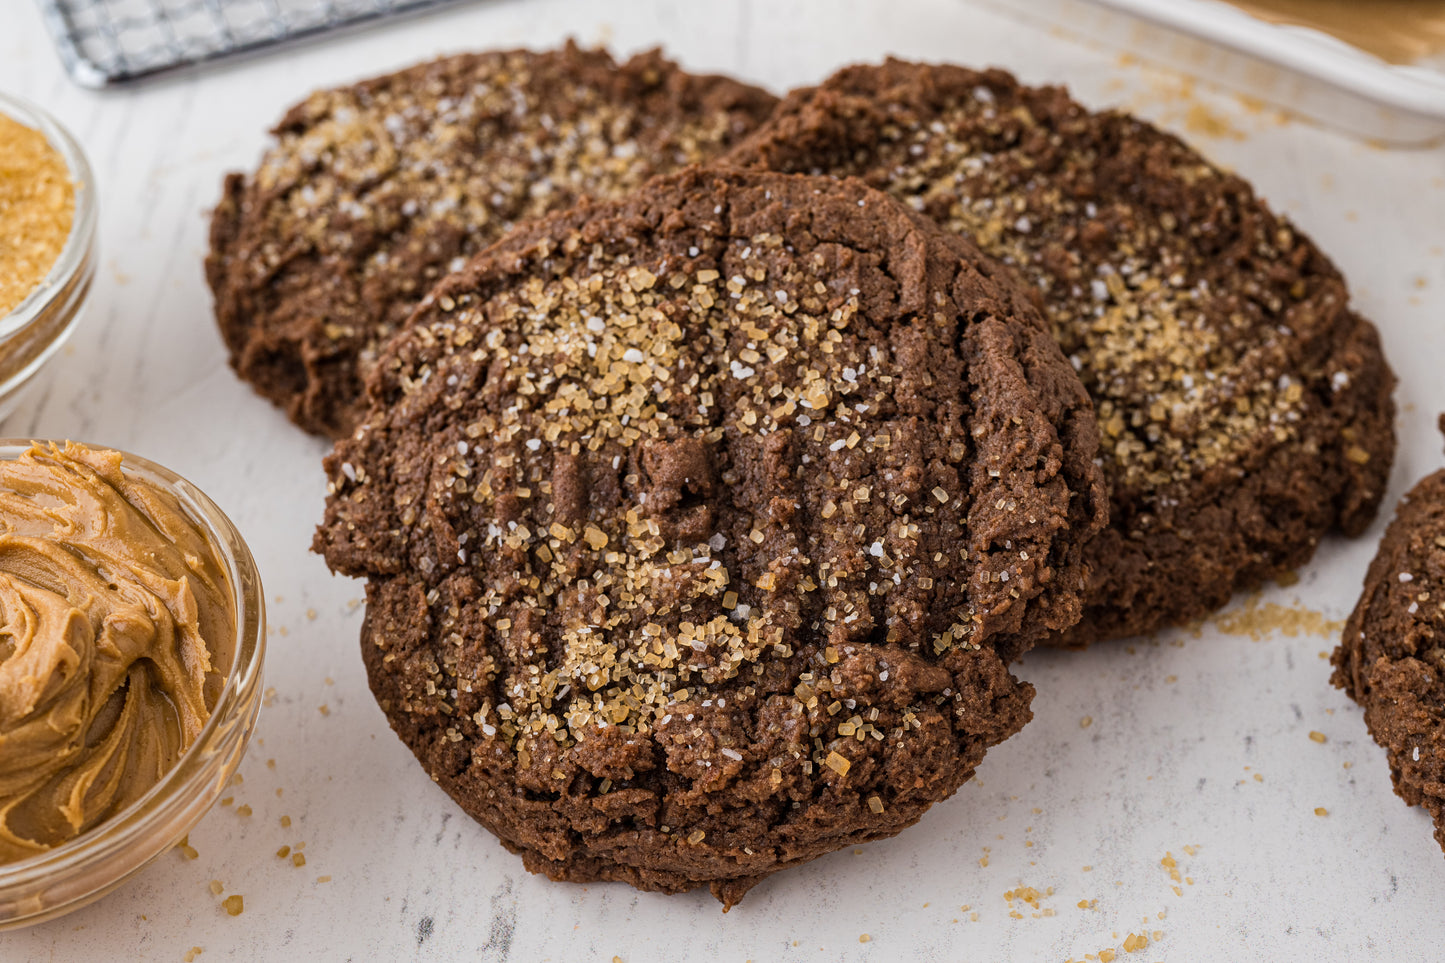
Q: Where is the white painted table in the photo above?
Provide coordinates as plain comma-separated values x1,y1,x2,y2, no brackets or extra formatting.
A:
3,1,1444,959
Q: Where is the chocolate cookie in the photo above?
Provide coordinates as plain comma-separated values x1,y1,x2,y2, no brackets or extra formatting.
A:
1333,422,1445,853
725,60,1396,646
207,44,777,438
315,168,1105,905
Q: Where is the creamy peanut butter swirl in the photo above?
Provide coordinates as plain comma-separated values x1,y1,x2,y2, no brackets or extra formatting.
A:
0,443,233,864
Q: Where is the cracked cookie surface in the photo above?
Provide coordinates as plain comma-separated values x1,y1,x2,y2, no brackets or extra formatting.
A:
315,168,1104,905
207,44,777,438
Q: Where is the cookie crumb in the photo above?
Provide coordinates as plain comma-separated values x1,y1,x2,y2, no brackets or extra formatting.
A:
1215,595,1345,641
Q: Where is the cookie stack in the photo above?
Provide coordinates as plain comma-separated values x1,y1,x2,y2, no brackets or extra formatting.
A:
206,47,1399,906
726,61,1397,647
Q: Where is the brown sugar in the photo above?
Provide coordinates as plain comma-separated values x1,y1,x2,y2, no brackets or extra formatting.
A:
0,112,74,316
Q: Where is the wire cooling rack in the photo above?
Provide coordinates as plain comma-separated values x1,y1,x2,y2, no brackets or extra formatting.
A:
34,0,474,87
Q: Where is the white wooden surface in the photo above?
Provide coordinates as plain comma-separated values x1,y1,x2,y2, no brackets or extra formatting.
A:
2,0,1444,959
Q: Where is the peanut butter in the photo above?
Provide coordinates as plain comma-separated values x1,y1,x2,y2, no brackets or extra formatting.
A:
0,443,234,864
1229,0,1445,64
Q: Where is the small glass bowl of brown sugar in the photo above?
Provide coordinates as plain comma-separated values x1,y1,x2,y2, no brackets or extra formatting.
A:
0,441,266,930
0,93,97,424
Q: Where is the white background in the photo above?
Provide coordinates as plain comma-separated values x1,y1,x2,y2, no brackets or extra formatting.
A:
3,0,1444,959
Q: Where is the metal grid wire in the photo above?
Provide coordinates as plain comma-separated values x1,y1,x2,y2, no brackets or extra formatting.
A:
34,0,472,86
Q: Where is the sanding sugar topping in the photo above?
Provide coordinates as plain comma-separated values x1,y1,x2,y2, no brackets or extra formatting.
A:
829,89,1331,496
342,236,1009,751
249,51,750,347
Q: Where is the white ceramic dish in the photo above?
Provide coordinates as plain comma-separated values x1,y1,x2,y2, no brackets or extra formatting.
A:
984,0,1445,145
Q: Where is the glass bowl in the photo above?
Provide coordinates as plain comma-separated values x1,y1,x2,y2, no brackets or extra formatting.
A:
0,442,266,929
0,92,98,424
